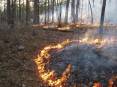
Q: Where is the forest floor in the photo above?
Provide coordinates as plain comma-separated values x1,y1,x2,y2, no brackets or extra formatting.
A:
0,25,85,87
0,25,117,87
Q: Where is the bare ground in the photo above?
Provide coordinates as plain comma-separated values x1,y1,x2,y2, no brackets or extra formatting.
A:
0,25,117,87
0,26,78,87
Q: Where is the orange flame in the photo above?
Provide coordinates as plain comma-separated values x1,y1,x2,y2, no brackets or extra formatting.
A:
34,40,72,87
34,38,109,86
93,82,102,87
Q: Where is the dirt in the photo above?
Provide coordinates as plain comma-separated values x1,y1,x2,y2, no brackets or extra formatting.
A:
50,42,117,86
0,26,76,87
0,25,117,87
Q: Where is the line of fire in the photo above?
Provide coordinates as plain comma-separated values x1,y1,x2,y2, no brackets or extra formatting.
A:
0,0,117,87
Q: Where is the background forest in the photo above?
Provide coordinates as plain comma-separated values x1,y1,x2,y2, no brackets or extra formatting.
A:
0,0,117,87
0,0,117,27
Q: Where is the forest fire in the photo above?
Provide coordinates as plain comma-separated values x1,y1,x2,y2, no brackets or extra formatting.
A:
1,0,117,87
33,37,116,87
79,37,106,46
34,40,72,87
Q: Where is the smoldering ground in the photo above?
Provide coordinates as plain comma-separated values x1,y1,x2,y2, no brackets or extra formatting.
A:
49,28,117,86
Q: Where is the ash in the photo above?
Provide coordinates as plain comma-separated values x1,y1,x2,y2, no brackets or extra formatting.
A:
50,30,117,86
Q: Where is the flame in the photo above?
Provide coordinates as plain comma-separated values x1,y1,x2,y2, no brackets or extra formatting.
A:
43,25,49,29
34,40,72,87
79,37,107,47
108,79,113,87
108,75,117,87
93,82,102,87
34,38,111,86
58,26,70,31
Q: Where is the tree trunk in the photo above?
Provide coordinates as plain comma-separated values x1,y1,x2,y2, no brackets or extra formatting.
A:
44,1,47,24
47,0,50,23
65,0,70,24
19,0,21,22
7,0,15,28
52,0,55,23
99,0,107,35
88,0,93,24
7,0,11,25
33,0,40,24
58,2,62,27
75,0,80,23
71,0,75,23
26,0,30,25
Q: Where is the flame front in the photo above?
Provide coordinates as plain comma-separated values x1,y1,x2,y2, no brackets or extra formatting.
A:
34,37,111,87
34,40,72,87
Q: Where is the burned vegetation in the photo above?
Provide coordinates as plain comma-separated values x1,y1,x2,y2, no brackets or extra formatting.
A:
0,0,117,87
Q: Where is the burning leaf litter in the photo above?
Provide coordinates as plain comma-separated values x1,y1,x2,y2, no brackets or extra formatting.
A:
34,37,117,87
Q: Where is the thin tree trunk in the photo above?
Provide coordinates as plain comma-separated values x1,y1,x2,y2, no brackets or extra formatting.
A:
12,0,16,23
19,0,21,22
88,0,93,24
47,0,50,23
26,0,30,25
10,0,15,28
44,1,47,24
75,0,80,23
22,0,25,23
33,0,40,24
58,1,62,27
7,0,11,25
52,0,55,23
99,0,107,35
65,0,70,24
71,0,75,23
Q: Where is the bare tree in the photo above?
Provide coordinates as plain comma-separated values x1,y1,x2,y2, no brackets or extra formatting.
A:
26,0,30,25
7,0,11,25
52,0,55,23
99,0,107,35
19,0,21,22
75,0,80,23
71,0,75,23
88,0,93,24
47,0,50,23
33,0,40,24
65,0,70,24
58,1,62,27
44,1,47,24
7,0,16,28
